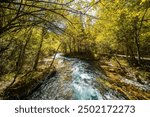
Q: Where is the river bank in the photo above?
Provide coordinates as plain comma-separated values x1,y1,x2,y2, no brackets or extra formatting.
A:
27,54,150,100
94,57,150,99
27,53,103,100
0,54,150,100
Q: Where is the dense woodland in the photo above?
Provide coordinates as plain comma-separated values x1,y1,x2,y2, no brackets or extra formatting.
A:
0,0,150,99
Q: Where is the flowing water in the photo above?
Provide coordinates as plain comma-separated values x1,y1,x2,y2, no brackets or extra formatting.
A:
27,53,150,100
71,60,103,100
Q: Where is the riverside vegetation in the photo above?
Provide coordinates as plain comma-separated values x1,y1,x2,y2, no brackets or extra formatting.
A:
0,0,150,99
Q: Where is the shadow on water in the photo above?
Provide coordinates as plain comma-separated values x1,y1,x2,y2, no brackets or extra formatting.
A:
27,53,150,100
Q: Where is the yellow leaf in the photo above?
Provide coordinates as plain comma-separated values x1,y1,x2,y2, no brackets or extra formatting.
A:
140,0,146,5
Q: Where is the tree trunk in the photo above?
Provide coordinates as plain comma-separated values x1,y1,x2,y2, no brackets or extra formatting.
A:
7,45,23,88
49,43,61,69
135,36,141,63
33,29,44,70
134,16,141,64
134,9,148,64
7,29,32,87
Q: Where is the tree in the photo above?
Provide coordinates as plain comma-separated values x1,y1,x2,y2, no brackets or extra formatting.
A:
94,0,150,65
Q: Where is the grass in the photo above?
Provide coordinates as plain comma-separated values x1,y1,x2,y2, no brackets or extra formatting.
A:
1,55,149,100
0,73,15,81
95,57,150,100
0,65,56,99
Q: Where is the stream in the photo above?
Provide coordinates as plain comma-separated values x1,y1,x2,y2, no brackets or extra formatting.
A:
71,60,102,100
27,53,150,100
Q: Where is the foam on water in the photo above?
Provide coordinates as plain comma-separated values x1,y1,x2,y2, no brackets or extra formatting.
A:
71,61,103,100
53,54,103,100
28,53,149,100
